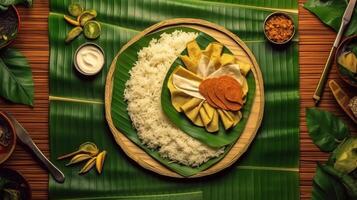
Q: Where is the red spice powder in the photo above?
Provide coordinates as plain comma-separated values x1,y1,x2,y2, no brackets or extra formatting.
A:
265,14,294,43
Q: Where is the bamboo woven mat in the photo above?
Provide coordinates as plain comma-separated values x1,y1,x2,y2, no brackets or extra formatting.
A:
0,0,356,199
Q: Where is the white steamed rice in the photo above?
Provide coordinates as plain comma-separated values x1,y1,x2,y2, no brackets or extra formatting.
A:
124,30,224,167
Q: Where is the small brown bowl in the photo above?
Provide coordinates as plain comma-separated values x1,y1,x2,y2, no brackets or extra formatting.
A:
0,111,16,165
0,5,21,49
263,12,296,45
0,168,32,199
335,35,357,88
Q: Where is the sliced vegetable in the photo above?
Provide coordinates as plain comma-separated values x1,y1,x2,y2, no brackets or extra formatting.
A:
79,157,96,174
95,151,107,174
65,26,83,43
57,142,108,175
161,30,255,148
66,154,92,166
306,108,350,152
83,21,101,40
64,15,80,26
57,142,98,160
78,10,97,27
63,7,100,43
68,3,83,17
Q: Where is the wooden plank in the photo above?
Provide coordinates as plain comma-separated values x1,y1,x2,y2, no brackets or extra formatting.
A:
0,0,355,199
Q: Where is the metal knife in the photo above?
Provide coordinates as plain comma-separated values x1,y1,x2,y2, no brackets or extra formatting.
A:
313,0,357,105
5,112,65,183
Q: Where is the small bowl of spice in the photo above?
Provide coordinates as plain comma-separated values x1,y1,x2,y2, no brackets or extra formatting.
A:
74,42,105,76
0,111,16,165
0,6,20,49
264,12,295,45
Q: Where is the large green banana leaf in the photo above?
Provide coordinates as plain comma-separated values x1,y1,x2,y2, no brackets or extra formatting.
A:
49,0,299,199
304,0,357,36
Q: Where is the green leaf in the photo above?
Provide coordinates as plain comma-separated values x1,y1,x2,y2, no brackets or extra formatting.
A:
48,0,300,199
312,164,347,200
304,0,357,36
333,137,357,174
318,163,357,199
160,31,255,148
0,48,34,106
306,108,350,152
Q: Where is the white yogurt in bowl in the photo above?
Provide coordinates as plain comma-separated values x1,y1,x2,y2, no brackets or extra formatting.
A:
74,43,105,76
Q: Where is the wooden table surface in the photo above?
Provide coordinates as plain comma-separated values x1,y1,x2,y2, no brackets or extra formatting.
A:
1,0,356,199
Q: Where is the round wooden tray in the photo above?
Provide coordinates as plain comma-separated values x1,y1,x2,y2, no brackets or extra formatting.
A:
105,18,265,178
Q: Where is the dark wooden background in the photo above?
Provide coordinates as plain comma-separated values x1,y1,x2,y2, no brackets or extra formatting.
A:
1,0,356,199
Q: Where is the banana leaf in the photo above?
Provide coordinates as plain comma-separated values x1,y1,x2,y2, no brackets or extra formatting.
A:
49,0,299,199
160,32,255,148
312,164,347,200
304,0,357,36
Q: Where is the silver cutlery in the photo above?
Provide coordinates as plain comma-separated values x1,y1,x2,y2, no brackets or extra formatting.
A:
5,112,65,183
